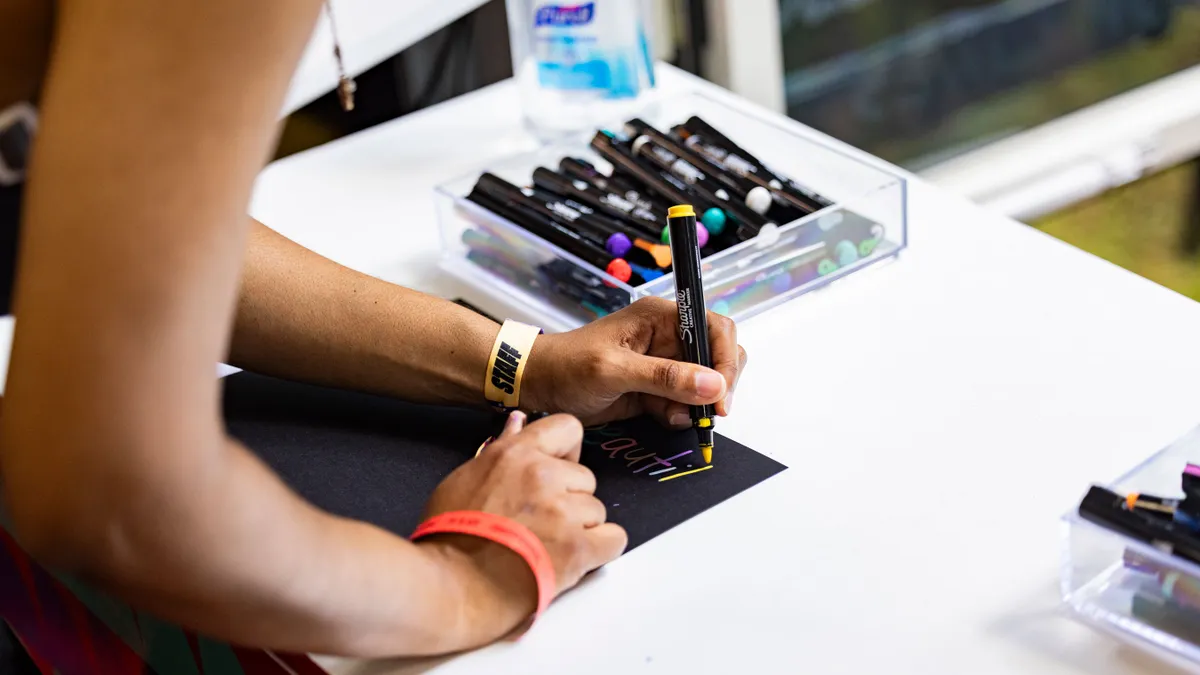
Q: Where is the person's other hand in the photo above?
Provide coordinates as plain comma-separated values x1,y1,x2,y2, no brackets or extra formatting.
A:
418,413,627,644
523,297,747,427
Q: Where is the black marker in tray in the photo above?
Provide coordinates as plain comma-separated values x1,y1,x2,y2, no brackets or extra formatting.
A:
560,157,674,217
525,184,671,271
624,131,773,241
679,115,830,213
476,174,615,255
470,174,648,286
590,131,725,236
666,204,716,465
1078,485,1200,565
532,167,663,240
459,203,631,316
669,123,809,223
623,118,775,218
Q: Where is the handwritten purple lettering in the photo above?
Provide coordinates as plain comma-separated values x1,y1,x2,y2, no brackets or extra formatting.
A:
622,449,660,469
583,425,708,482
601,438,639,458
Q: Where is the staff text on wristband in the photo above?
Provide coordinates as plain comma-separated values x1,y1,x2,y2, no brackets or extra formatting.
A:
411,511,556,622
484,320,541,411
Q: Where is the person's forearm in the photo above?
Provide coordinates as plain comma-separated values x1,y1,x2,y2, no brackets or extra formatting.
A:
13,433,523,657
0,0,533,658
229,222,500,406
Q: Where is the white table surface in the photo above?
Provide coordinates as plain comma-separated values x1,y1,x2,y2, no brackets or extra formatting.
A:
81,63,1180,673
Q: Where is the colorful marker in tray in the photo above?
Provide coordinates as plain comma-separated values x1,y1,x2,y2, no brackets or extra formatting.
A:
1079,462,1200,570
457,115,888,321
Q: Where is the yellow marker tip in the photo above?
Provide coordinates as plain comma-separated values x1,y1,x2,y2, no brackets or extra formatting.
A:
667,204,695,219
701,444,713,465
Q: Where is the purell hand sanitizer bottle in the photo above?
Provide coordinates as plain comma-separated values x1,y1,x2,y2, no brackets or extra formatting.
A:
507,0,657,142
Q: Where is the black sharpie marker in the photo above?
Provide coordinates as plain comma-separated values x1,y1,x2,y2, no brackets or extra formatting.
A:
681,116,830,212
590,131,727,233
532,167,663,238
525,185,670,270
624,118,775,217
629,132,736,204
471,174,645,285
559,157,619,192
458,227,629,315
477,174,613,253
666,204,715,465
670,125,812,220
559,157,672,215
627,133,773,239
531,169,673,268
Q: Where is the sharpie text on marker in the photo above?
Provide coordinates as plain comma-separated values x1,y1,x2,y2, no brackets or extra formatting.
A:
676,288,695,344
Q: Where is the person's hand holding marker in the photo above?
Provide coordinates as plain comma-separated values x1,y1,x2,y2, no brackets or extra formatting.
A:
418,412,627,647
520,297,747,429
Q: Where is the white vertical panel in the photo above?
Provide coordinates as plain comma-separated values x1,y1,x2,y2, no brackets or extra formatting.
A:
703,0,786,113
649,0,678,60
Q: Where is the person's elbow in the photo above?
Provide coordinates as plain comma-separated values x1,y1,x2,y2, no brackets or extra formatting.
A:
5,470,128,577
2,434,185,582
4,485,96,572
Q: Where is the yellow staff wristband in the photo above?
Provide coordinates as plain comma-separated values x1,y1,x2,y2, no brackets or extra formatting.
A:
484,320,542,411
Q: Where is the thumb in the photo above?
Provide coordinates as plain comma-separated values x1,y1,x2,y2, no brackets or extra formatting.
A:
613,352,727,405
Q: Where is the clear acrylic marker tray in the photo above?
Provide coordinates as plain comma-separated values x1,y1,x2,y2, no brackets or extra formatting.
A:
1062,424,1200,672
435,90,908,331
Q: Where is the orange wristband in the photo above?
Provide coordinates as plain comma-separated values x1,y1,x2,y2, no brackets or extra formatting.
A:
411,511,556,622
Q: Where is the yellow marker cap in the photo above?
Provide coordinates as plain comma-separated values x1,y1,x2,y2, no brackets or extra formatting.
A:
698,417,712,428
668,204,695,219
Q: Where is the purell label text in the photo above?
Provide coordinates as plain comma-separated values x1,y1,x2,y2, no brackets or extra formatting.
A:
535,2,595,27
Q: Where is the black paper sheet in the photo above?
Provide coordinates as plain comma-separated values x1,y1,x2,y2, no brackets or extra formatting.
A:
222,372,786,551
